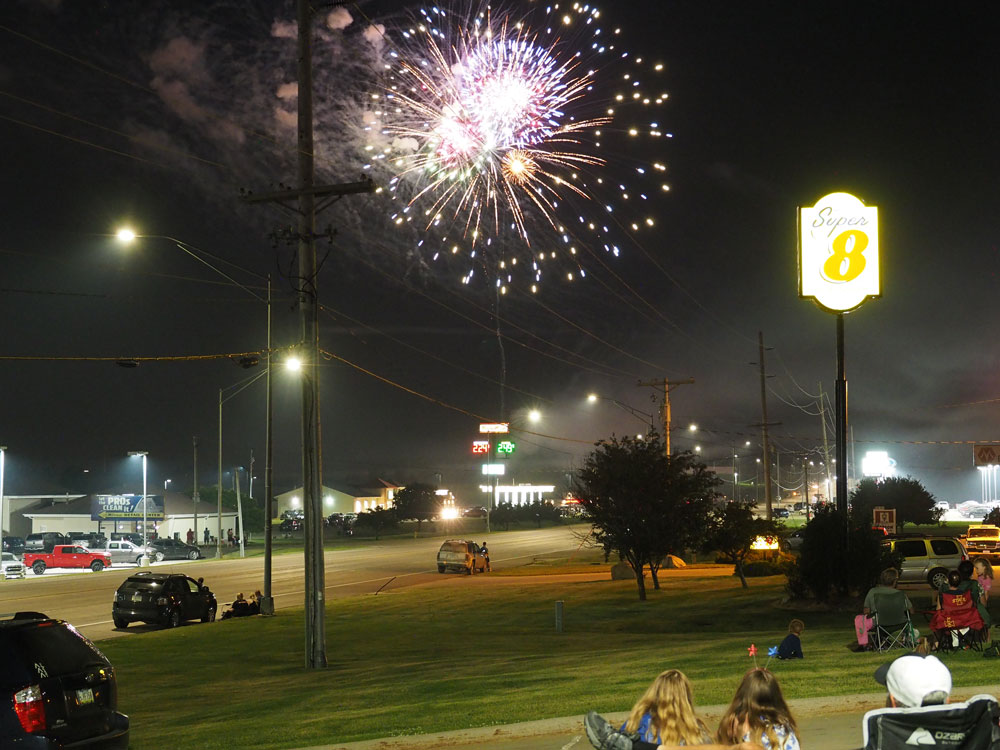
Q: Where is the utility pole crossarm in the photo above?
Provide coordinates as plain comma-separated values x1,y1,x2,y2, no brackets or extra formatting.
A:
240,178,376,212
637,377,695,455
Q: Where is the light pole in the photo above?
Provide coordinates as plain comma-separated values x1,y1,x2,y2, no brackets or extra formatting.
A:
127,451,149,565
0,446,7,567
586,394,656,434
116,228,275,612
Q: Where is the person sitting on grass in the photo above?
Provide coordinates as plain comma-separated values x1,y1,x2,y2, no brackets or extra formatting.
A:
585,668,795,750
716,669,799,750
776,619,804,660
619,669,714,745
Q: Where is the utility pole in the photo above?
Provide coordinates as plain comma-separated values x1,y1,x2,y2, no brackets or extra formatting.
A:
192,437,198,549
637,377,695,454
242,0,375,669
818,382,833,502
803,458,811,521
756,332,776,520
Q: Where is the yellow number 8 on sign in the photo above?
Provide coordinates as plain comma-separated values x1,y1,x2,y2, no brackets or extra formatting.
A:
822,229,868,283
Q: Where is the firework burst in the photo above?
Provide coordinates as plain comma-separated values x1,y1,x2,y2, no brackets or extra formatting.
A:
364,2,670,292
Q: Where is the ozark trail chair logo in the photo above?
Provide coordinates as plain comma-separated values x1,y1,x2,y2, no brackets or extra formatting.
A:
905,727,935,745
906,727,967,746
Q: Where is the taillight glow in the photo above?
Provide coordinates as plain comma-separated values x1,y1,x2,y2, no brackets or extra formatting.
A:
14,684,46,733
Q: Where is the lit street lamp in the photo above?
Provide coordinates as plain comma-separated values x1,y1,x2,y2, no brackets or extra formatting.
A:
585,393,655,433
127,451,150,566
116,227,275,614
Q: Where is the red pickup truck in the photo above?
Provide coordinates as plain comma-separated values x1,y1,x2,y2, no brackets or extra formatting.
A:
23,545,112,575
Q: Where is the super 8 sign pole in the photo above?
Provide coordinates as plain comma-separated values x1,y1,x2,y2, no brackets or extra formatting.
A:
799,192,880,514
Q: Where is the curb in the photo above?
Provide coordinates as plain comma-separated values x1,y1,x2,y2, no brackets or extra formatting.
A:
292,686,1000,750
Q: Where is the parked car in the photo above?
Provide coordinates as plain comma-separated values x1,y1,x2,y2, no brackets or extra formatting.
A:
1,551,26,579
147,538,202,561
23,532,72,553
436,539,489,574
774,508,790,519
99,539,159,566
68,531,108,549
0,611,129,748
279,518,302,533
112,572,217,628
780,528,805,552
23,545,112,575
109,532,143,545
884,535,968,589
462,506,488,518
1,535,25,556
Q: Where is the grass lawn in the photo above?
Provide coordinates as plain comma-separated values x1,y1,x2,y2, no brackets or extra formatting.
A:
98,557,997,749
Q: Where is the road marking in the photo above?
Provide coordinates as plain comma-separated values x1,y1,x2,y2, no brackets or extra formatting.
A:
560,736,582,749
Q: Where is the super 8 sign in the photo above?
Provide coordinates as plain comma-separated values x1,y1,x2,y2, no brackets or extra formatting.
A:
798,192,879,313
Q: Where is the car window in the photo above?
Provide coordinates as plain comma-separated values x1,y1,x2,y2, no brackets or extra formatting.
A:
930,539,958,555
896,540,928,558
0,622,109,684
185,578,200,593
120,577,160,592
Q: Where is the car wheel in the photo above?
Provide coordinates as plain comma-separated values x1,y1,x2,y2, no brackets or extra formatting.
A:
90,560,104,572
168,609,181,628
188,550,199,560
113,616,128,629
437,565,445,573
929,568,949,589
155,552,164,562
32,561,45,575
202,607,216,623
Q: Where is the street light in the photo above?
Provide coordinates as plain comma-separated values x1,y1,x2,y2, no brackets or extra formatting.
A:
127,451,149,565
116,228,276,614
585,393,656,433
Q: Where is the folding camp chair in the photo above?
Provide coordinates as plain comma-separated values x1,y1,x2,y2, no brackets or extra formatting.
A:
931,590,987,652
863,694,1000,750
869,590,916,652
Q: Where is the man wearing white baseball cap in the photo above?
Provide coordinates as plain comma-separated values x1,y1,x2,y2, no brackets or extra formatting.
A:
873,654,951,708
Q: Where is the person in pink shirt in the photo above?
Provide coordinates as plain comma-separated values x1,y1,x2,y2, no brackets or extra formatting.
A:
974,556,994,604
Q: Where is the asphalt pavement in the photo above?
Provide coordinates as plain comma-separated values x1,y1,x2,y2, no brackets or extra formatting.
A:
292,686,1000,750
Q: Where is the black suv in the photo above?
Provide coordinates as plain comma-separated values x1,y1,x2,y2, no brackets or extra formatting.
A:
112,572,217,629
2,536,25,555
148,538,202,561
0,611,129,748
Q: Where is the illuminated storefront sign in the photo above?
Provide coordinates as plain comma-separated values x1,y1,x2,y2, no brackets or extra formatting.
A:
481,464,506,475
496,440,516,455
472,440,490,454
479,423,510,434
798,192,879,313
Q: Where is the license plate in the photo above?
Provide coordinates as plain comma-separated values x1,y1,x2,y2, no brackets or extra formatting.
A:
75,688,94,705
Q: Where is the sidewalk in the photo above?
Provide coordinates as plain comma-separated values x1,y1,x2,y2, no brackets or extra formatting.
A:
295,686,1000,750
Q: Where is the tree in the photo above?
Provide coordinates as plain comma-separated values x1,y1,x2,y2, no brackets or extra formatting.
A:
702,497,778,588
577,436,721,600
791,505,900,601
391,483,440,530
850,476,941,528
354,505,397,540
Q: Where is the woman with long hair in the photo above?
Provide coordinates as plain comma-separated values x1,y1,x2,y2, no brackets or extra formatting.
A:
716,669,798,750
584,669,766,750
621,669,712,745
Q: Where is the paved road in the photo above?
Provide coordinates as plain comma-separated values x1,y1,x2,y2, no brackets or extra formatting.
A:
0,524,590,641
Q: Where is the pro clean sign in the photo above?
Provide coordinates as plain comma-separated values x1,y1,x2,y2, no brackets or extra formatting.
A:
798,192,879,312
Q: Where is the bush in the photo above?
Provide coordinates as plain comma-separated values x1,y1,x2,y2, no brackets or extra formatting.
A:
791,506,899,601
739,560,785,577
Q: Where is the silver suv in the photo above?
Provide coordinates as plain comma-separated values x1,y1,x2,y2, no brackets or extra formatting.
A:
885,536,968,588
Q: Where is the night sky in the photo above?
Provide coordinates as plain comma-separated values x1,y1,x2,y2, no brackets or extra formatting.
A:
1,1,998,508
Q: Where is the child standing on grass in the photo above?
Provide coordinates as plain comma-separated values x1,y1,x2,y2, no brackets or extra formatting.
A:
776,619,804,659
